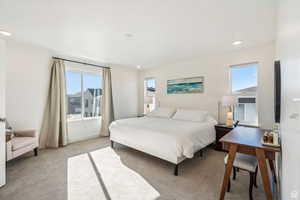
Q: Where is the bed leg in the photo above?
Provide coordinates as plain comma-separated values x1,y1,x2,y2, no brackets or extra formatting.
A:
174,164,178,176
200,149,203,157
110,140,114,149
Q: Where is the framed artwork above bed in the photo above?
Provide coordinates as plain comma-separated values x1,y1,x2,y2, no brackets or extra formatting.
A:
167,76,204,94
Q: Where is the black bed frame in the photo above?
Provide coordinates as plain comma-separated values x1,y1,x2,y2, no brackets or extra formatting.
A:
110,140,205,176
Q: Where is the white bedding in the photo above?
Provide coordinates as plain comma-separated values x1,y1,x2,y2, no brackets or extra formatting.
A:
109,117,216,164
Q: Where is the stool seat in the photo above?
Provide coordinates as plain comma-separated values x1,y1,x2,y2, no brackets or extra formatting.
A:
224,153,258,172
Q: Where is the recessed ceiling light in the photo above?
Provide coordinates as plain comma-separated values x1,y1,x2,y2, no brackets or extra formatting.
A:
124,33,134,38
232,40,243,46
137,65,141,69
0,30,12,36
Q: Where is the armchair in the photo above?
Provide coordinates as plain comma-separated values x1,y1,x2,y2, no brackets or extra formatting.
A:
6,130,39,161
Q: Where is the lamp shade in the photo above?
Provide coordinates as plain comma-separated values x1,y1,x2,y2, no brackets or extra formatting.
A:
144,96,153,104
222,95,236,107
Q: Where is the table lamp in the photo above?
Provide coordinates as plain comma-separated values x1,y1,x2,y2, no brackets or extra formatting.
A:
222,95,237,127
144,96,153,113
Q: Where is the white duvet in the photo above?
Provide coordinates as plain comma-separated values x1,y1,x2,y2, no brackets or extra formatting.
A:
109,117,216,163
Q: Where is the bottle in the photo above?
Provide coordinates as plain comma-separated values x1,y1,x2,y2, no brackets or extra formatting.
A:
273,123,280,146
267,133,273,144
263,132,268,143
273,132,279,145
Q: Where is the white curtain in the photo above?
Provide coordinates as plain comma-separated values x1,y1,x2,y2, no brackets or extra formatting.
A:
100,68,114,136
40,59,68,148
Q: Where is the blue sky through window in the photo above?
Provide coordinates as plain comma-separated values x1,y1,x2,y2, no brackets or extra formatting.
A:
146,79,155,88
66,71,102,95
83,74,102,91
231,65,257,92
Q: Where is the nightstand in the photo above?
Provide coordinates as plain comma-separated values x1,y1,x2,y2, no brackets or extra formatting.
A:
214,124,234,151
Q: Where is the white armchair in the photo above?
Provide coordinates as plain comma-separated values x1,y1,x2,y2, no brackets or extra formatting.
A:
6,130,39,161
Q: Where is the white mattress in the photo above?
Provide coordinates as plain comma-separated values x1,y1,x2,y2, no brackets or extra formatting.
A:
109,117,216,164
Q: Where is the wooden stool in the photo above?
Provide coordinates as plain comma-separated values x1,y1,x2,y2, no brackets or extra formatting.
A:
224,153,258,200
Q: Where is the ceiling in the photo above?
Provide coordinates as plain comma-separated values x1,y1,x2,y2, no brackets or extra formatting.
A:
0,0,276,68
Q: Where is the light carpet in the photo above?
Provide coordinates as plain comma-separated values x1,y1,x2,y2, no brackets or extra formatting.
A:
0,137,267,200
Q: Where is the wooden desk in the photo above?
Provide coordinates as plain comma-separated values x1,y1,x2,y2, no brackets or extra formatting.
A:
219,126,280,200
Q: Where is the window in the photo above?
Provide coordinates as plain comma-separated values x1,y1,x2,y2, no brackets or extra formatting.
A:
230,63,258,126
66,68,102,120
144,78,156,113
83,74,102,118
66,72,82,120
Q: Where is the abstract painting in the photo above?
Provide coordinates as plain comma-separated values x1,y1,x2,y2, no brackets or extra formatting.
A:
167,76,204,94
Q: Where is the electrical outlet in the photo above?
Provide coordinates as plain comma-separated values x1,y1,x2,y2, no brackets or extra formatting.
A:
290,113,300,120
293,98,300,102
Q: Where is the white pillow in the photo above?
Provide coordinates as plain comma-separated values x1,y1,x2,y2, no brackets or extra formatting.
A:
172,109,208,122
146,107,176,118
206,115,218,125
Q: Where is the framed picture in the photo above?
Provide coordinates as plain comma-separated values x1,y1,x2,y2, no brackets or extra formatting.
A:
167,76,204,94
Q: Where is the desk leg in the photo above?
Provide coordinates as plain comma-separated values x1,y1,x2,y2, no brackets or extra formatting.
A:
219,144,238,200
256,149,273,200
268,159,277,184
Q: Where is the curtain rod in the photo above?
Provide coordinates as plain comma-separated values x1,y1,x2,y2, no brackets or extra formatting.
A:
52,57,110,69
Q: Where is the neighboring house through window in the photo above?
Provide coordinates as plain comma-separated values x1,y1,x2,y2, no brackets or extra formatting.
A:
230,63,258,126
144,78,156,113
66,64,103,120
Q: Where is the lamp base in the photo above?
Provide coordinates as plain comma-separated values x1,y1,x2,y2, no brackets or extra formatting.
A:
226,112,233,127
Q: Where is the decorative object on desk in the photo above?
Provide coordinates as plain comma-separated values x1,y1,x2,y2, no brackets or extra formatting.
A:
262,131,280,147
144,96,153,113
5,120,13,140
167,76,204,94
6,129,13,135
273,123,280,132
6,129,13,142
5,134,12,142
221,95,237,127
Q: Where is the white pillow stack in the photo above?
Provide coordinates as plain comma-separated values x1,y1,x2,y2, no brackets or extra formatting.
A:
146,107,212,123
172,109,208,122
146,107,176,118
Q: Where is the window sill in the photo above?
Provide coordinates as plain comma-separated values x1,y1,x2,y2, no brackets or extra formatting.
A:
68,117,101,123
238,124,259,128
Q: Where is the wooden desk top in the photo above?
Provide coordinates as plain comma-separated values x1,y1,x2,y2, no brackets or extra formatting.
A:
220,126,281,152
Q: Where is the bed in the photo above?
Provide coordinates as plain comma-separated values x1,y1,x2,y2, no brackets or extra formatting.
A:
109,108,217,175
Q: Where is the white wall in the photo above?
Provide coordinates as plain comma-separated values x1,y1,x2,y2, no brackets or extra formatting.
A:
6,41,52,133
276,0,300,199
5,40,139,144
0,39,6,187
111,65,140,119
139,43,275,129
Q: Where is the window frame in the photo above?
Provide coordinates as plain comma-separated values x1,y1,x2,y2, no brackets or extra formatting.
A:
144,77,156,97
234,96,258,126
229,62,259,127
65,64,103,122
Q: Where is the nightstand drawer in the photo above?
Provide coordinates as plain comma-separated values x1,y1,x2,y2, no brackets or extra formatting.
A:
216,129,230,140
